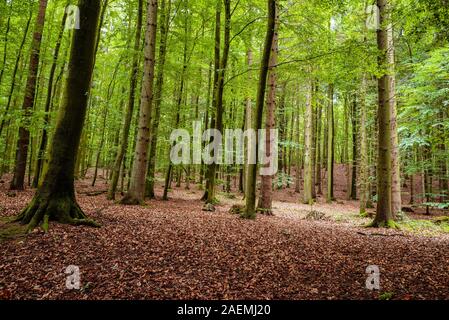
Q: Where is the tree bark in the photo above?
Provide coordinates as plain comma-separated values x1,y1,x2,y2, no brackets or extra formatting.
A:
359,75,370,214
205,0,231,204
303,80,314,204
146,0,171,199
243,0,276,219
326,84,334,203
387,23,402,217
11,0,48,190
32,9,68,188
257,1,278,214
16,0,101,231
121,0,158,205
372,0,395,227
108,0,143,200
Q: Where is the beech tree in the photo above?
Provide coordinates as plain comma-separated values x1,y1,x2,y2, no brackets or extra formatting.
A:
243,0,276,219
121,0,158,205
15,0,101,231
10,0,48,190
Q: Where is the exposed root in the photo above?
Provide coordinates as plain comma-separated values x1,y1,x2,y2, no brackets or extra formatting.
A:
366,219,400,230
257,207,274,216
120,194,143,205
15,194,100,232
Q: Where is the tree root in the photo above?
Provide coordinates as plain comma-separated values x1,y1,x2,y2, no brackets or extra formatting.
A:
366,219,400,230
257,208,274,216
15,194,100,232
119,194,143,205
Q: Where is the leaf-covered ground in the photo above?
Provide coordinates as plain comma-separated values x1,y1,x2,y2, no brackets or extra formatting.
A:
0,176,448,300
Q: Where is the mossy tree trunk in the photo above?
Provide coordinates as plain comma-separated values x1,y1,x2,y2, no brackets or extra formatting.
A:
16,0,101,231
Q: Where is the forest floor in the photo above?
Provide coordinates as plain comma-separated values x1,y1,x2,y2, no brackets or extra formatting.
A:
0,167,449,300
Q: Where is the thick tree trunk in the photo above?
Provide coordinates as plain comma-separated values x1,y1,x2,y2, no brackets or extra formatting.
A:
108,0,143,200
243,0,275,219
257,2,278,214
16,0,101,231
11,0,48,190
121,0,158,205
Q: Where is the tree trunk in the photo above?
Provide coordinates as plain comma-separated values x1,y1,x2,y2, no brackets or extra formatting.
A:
16,0,101,231
350,96,358,200
32,10,68,188
121,0,158,205
11,0,48,190
243,0,275,219
0,10,32,167
257,2,278,214
303,80,314,204
146,0,171,199
359,75,369,214
108,0,143,200
372,0,395,227
315,97,322,195
204,0,231,204
388,21,402,217
326,84,334,203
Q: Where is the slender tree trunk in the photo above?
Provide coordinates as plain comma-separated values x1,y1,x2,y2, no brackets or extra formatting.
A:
16,0,101,231
242,48,253,198
32,10,68,188
359,75,369,214
303,80,314,204
0,2,12,87
257,2,278,214
350,96,358,200
326,84,334,203
205,0,231,205
108,0,143,200
121,0,158,205
388,22,402,217
315,98,322,195
0,11,32,140
243,0,275,219
146,0,171,199
11,0,48,190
